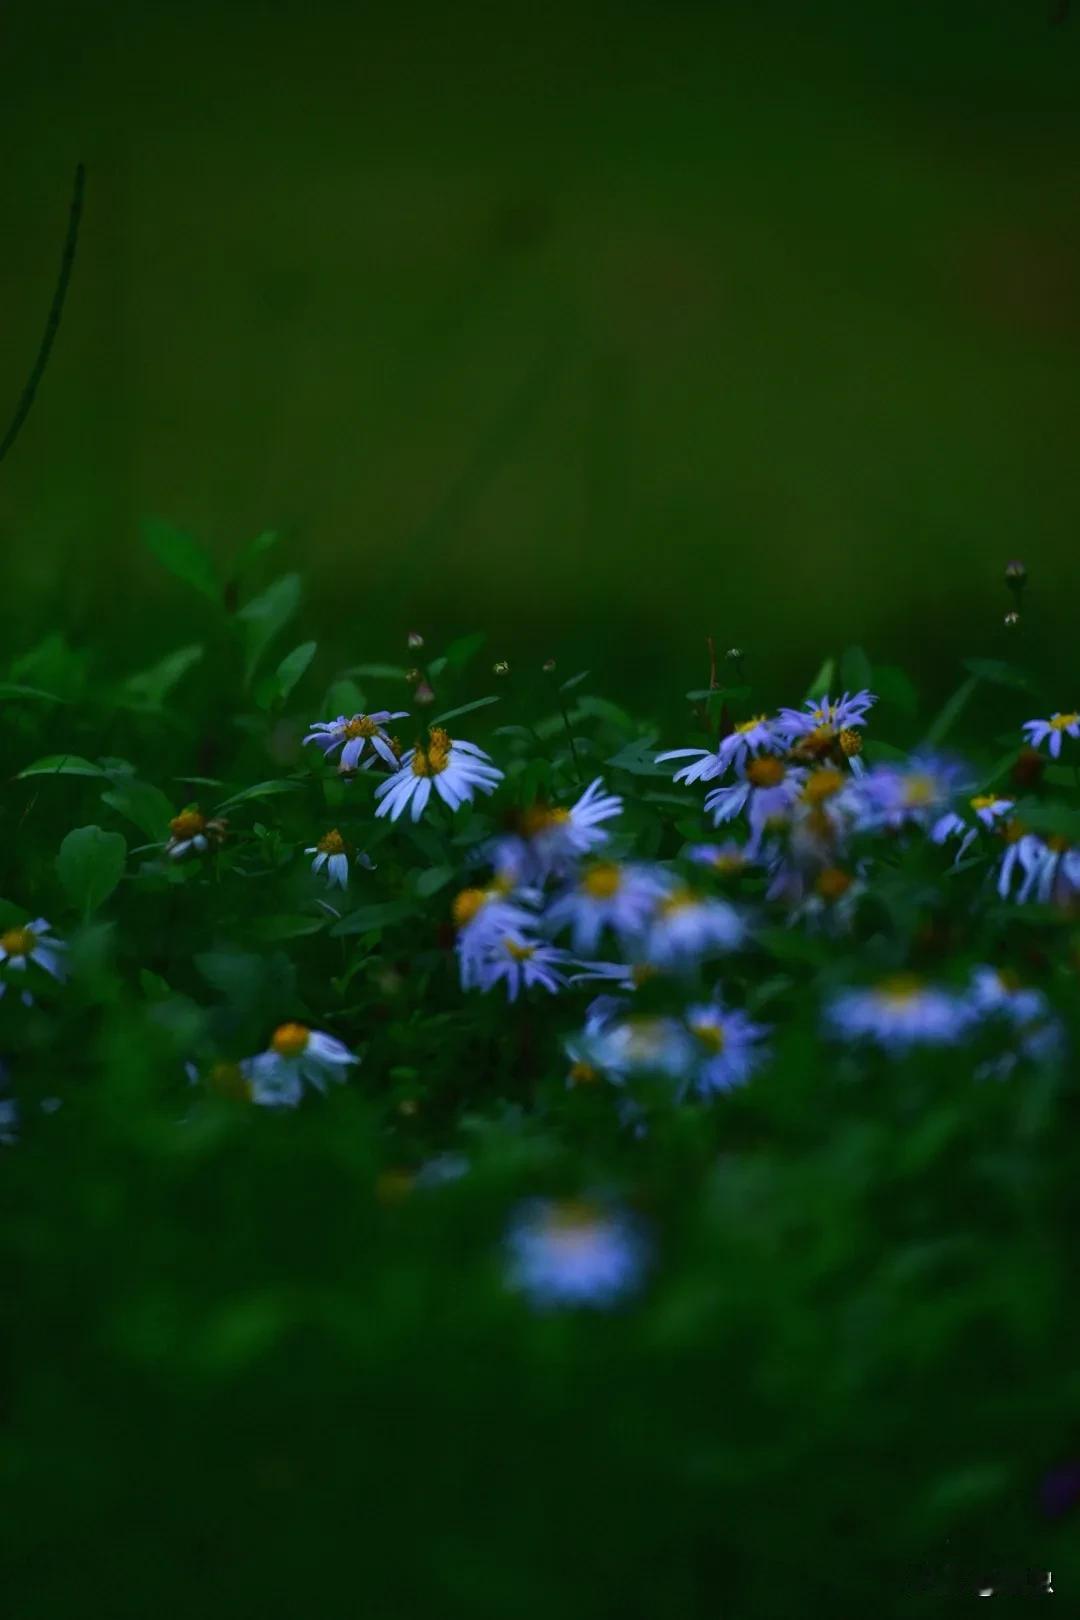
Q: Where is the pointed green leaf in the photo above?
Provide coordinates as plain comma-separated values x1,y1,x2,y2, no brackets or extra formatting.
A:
143,520,220,603
56,825,127,914
17,754,106,780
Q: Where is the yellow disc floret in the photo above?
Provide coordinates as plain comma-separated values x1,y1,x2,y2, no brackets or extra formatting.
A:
271,1022,311,1058
170,809,206,840
0,927,35,957
343,715,380,740
581,862,622,899
317,828,346,855
746,756,786,788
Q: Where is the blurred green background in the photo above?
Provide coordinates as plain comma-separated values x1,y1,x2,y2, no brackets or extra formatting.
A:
2,0,1078,691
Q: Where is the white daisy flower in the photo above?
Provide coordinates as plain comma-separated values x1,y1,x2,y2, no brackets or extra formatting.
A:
684,840,753,876
642,887,744,970
166,807,228,859
374,727,503,822
683,1001,771,1096
241,1022,358,1108
657,714,783,785
930,793,1013,864
303,710,409,771
844,755,968,834
467,931,574,1002
486,778,623,885
1021,712,1080,759
305,828,352,889
575,1011,699,1084
967,966,1065,1073
0,919,67,1002
704,757,806,848
544,860,671,956
505,1198,649,1310
824,974,974,1053
775,689,876,739
452,885,542,989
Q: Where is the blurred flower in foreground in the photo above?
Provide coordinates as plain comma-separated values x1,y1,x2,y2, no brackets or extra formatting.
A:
775,689,876,740
1021,711,1080,759
0,919,67,1003
683,1001,771,1096
642,888,744,970
824,975,974,1053
546,860,670,955
930,793,1013,864
303,709,409,771
375,728,503,821
489,777,623,885
505,1197,648,1309
242,1023,358,1108
967,966,1065,1074
704,756,805,846
467,931,574,1002
166,808,227,859
846,755,968,834
657,714,783,785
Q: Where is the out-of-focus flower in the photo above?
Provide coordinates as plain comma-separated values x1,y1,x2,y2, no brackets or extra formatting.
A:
704,756,806,847
684,840,752,876
375,729,503,822
967,965,1065,1074
303,710,409,772
504,1198,648,1309
241,1023,358,1108
545,860,671,955
930,793,1013,863
642,888,743,970
845,755,968,834
465,931,574,1001
683,1001,771,1096
166,807,227,859
824,974,975,1053
1021,712,1080,759
489,778,623,885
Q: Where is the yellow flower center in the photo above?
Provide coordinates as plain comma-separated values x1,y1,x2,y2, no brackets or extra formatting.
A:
1001,819,1027,844
815,867,853,902
996,968,1022,994
1048,834,1071,854
970,794,999,813
1050,713,1079,730
271,1022,311,1058
903,775,937,807
631,963,657,986
504,938,535,962
343,715,380,739
411,743,450,777
877,973,922,1003
735,714,768,735
1,927,35,957
452,888,488,927
375,1170,414,1206
657,886,697,918
581,862,622,899
746,756,785,788
520,803,572,838
207,1061,252,1103
545,1199,601,1236
170,809,205,840
689,1020,725,1054
802,768,845,805
710,851,744,874
839,728,863,757
568,1060,600,1086
317,829,346,855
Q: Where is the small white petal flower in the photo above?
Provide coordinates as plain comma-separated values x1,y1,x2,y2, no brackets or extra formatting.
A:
1021,712,1080,759
466,931,574,1002
683,1001,771,1096
304,828,354,890
303,710,409,772
642,888,744,970
0,919,67,999
374,728,503,822
775,690,877,739
544,861,671,956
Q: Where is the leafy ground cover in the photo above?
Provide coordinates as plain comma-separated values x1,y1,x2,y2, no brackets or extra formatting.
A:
0,532,1074,1612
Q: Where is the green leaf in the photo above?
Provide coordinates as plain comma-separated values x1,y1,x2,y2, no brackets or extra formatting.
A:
804,656,835,702
923,673,979,749
414,865,456,898
1011,798,1080,840
606,735,669,777
443,631,487,671
572,694,634,731
122,644,204,710
342,662,410,681
143,520,220,603
962,657,1036,693
56,825,127,914
273,640,317,704
840,645,873,692
559,670,591,692
244,914,328,943
232,528,279,579
872,664,918,718
100,780,175,841
0,681,65,703
330,899,420,937
17,754,106,780
322,678,366,719
430,695,500,726
215,779,305,812
237,573,302,684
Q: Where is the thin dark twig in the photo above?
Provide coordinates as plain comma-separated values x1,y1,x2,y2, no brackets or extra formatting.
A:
0,163,86,469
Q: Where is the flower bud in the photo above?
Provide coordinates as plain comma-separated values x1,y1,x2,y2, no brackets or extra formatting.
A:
407,630,425,649
542,657,557,673
1004,610,1020,628
493,660,510,676
414,680,436,705
404,667,422,685
1004,560,1027,588
726,647,743,662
